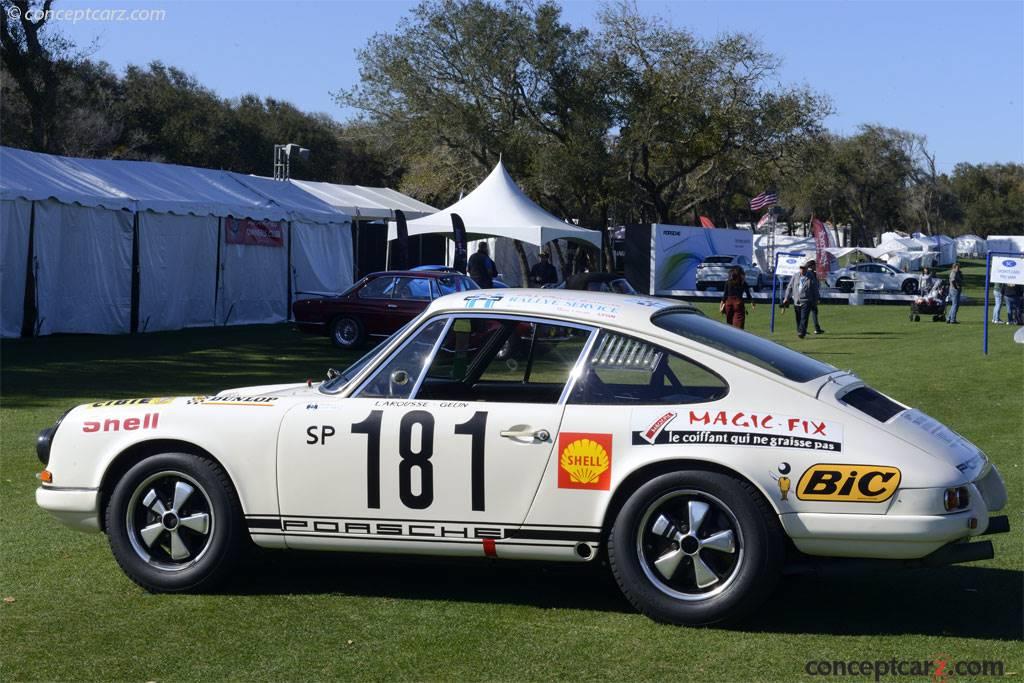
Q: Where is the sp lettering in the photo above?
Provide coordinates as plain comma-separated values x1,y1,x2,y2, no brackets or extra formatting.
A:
796,464,901,503
306,425,336,445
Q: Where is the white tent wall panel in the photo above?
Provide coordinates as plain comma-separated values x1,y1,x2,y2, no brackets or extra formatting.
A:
34,200,133,335
291,221,355,298
216,229,289,326
1,199,30,337
138,212,218,332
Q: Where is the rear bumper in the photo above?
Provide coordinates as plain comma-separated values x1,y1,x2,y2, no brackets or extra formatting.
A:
36,486,101,532
782,464,1008,560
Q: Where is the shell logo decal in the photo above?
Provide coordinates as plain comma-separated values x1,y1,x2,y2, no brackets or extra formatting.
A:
558,433,613,490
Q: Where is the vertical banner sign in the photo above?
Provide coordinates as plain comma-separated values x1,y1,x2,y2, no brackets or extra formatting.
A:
811,217,833,280
451,213,468,274
392,209,409,270
983,251,1024,355
224,217,284,247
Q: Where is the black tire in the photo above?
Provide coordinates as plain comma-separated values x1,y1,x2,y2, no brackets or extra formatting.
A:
836,278,854,293
608,470,783,626
902,279,919,295
330,316,365,349
106,453,244,592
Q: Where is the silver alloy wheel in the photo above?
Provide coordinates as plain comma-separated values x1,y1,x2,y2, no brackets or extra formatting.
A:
125,470,215,571
334,319,358,345
636,490,743,601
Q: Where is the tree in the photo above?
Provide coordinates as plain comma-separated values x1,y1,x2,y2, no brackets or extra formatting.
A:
949,163,1024,236
598,4,829,224
0,0,83,150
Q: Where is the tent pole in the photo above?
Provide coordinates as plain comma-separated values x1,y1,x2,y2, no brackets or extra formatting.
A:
21,201,37,338
130,212,140,334
286,221,293,321
214,217,223,324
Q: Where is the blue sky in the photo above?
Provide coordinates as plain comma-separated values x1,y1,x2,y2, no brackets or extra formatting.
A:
57,0,1023,170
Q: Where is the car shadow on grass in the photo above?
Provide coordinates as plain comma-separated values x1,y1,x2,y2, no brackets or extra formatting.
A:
225,551,1022,639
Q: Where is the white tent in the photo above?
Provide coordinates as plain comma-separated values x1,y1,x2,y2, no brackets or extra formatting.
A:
293,180,436,220
911,233,956,265
386,161,601,248
983,235,1024,256
954,234,987,258
0,146,353,336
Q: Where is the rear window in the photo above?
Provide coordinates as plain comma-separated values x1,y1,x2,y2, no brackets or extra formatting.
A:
652,311,835,382
703,256,733,264
839,387,904,422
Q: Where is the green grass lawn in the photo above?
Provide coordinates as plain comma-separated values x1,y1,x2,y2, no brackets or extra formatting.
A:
2,299,1021,681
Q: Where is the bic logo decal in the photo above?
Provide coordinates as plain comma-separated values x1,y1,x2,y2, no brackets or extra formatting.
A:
558,433,612,490
796,464,901,503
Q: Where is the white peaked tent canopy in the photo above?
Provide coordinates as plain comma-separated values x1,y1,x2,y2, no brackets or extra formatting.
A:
386,161,601,248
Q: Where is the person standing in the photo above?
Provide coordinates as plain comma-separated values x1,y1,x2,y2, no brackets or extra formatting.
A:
946,263,963,324
783,263,814,338
468,242,498,289
720,266,754,329
1006,283,1023,325
805,260,825,335
529,251,558,287
992,281,1005,324
919,267,935,296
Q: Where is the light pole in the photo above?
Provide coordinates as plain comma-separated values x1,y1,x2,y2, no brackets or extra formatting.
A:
273,143,311,180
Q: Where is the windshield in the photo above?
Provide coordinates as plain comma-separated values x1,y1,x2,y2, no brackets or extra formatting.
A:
319,316,423,393
652,311,836,382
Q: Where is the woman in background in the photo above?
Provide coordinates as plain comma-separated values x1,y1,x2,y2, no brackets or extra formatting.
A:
721,266,754,329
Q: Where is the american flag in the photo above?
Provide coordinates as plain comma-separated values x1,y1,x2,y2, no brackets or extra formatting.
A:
749,191,778,211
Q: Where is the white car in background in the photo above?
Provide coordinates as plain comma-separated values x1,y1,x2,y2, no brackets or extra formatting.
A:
35,290,1008,625
695,255,763,291
827,263,920,294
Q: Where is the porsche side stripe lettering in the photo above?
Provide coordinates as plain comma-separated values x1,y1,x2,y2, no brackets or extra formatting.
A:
245,515,599,530
253,532,578,549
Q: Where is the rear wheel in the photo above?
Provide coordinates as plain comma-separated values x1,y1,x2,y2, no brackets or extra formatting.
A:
107,453,243,592
330,316,365,349
608,470,783,625
836,278,854,293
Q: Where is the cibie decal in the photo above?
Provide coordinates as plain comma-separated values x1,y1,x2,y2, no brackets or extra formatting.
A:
558,433,613,490
639,411,677,444
631,409,843,452
187,395,278,406
796,464,901,503
89,397,174,408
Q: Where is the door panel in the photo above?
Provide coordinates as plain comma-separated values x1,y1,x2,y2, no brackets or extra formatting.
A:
276,398,561,550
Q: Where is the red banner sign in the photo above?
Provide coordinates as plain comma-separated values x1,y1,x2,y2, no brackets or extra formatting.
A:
811,217,833,280
225,217,284,247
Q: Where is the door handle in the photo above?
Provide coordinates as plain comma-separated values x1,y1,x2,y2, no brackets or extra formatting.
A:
386,304,398,309
500,426,551,442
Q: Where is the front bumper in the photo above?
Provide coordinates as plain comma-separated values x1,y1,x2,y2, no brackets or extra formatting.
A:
781,464,1008,560
36,486,101,532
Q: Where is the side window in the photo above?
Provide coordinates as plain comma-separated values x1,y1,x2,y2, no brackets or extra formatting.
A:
358,277,395,299
435,275,463,296
569,332,728,405
416,317,591,404
393,277,432,301
357,319,448,399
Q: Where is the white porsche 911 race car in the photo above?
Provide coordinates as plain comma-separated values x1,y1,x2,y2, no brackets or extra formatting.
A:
36,290,1009,625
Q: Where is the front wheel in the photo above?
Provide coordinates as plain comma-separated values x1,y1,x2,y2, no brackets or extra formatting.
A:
608,470,783,625
836,278,854,293
107,453,244,592
330,316,365,349
902,280,919,294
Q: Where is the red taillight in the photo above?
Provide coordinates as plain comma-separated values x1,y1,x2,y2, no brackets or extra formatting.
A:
944,486,970,511
943,489,958,511
957,486,970,509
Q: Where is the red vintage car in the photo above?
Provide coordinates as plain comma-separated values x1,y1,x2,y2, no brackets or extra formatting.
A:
293,270,479,348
